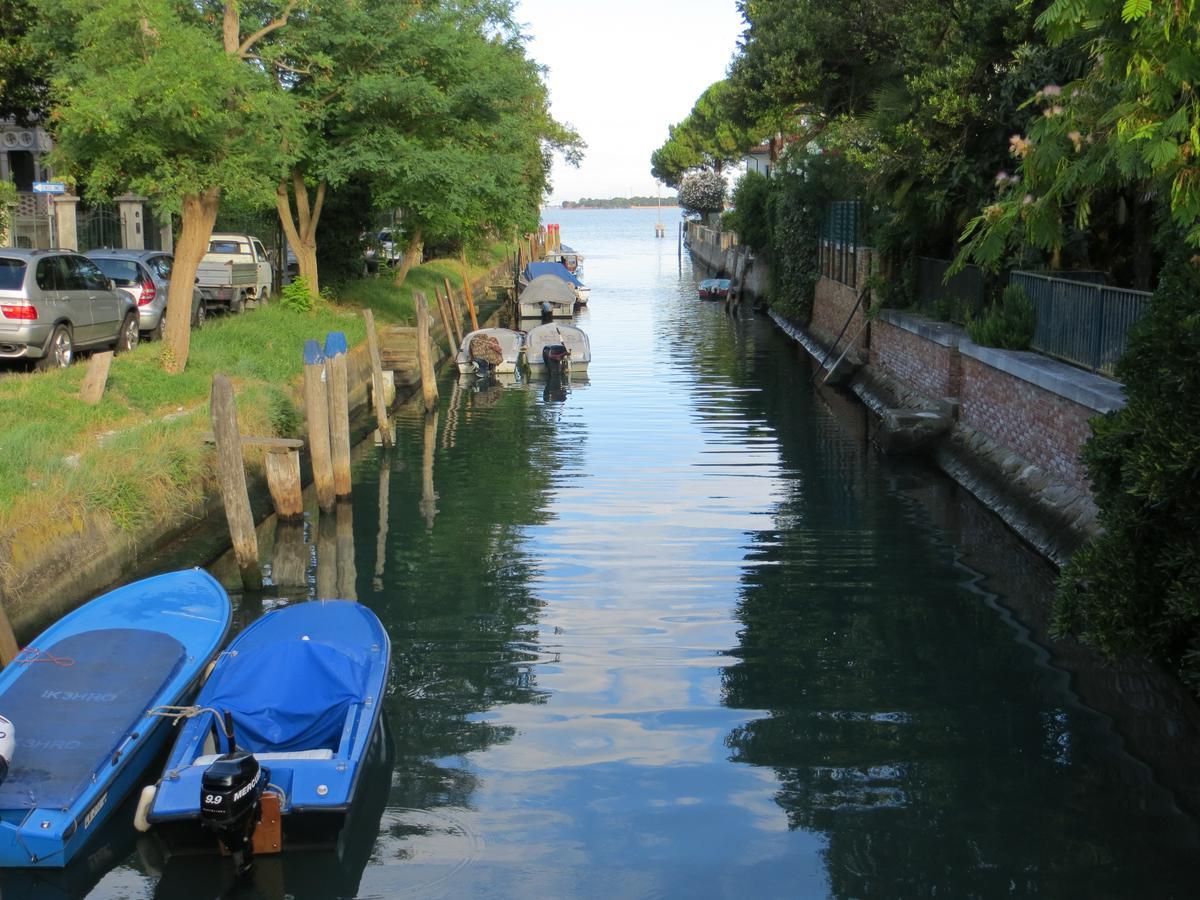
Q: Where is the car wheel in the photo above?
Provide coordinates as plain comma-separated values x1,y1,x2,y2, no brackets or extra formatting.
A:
115,312,139,354
192,301,206,329
36,324,73,370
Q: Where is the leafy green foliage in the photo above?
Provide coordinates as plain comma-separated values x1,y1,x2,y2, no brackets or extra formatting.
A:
1056,247,1200,690
679,171,727,214
651,80,760,187
725,171,772,251
280,276,315,313
965,284,1035,349
0,0,51,123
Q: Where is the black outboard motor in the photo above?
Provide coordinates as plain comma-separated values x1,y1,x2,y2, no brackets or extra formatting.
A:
201,713,268,875
542,343,569,377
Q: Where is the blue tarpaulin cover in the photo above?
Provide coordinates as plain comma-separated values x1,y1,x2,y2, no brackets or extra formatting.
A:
523,262,583,287
0,629,184,809
205,639,369,753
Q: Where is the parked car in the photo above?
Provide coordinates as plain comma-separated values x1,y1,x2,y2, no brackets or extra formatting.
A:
0,249,140,370
85,249,205,339
198,233,274,313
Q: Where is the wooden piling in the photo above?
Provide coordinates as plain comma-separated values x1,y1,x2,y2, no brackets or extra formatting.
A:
264,448,303,521
374,455,390,591
336,501,357,600
361,309,394,448
79,351,112,405
414,291,439,413
434,287,456,355
419,410,438,529
459,251,478,333
315,508,337,600
303,340,336,512
210,373,261,590
442,276,464,344
325,332,352,499
271,520,308,588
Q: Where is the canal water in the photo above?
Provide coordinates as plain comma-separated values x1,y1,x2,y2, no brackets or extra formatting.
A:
44,208,1200,898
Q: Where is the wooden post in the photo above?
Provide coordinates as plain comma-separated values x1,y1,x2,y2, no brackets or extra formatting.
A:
419,411,438,529
324,331,352,499
374,455,390,591
434,287,456,355
361,309,393,448
414,291,439,413
442,276,464,344
210,373,261,590
264,448,303,520
79,351,113,405
303,340,336,512
460,252,479,332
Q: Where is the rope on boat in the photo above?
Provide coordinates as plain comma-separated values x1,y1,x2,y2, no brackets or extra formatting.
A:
146,704,224,723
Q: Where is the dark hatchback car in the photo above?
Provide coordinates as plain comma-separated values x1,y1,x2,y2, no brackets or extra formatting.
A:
0,249,139,369
85,249,205,339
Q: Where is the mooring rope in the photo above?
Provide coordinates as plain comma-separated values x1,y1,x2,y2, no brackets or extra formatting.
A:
146,705,224,723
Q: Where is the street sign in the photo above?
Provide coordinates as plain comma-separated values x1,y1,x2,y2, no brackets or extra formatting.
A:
32,182,67,194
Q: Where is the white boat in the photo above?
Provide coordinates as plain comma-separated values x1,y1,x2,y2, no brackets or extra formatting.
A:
455,328,524,374
522,261,590,306
518,275,576,319
525,322,591,374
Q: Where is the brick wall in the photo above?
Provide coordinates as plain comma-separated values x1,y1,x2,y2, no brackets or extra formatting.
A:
959,356,1095,494
870,318,960,401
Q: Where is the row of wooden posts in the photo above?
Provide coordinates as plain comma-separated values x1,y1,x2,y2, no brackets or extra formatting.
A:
211,265,490,591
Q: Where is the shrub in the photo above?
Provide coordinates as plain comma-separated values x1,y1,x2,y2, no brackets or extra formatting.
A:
280,276,315,312
966,284,1034,349
725,171,772,251
679,171,727,215
1055,246,1200,692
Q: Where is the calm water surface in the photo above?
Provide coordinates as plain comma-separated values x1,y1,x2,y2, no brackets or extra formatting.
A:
47,208,1200,898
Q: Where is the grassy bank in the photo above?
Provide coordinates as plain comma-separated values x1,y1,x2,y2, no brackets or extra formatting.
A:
0,245,513,608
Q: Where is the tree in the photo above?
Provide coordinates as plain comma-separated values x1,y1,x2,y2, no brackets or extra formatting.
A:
44,0,301,372
957,0,1200,274
0,0,51,124
679,171,727,215
651,79,759,188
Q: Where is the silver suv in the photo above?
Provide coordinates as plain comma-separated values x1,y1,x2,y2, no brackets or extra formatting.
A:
0,249,140,370
86,249,205,339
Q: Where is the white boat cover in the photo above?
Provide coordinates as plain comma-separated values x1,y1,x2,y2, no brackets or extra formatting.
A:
526,322,591,367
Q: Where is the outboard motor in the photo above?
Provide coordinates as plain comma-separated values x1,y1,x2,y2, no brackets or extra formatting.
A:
540,300,553,321
542,344,569,377
201,713,268,875
0,715,13,787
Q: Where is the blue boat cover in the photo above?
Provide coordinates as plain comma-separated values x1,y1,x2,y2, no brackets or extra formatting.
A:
0,629,184,809
523,262,583,288
205,639,369,753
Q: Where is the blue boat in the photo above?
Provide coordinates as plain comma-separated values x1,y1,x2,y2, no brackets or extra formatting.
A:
0,569,232,868
522,261,590,304
145,600,389,869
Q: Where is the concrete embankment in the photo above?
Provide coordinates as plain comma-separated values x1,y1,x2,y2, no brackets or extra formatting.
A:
1,262,512,637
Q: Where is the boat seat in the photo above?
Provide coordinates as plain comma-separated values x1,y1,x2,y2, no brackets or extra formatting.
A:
191,748,334,766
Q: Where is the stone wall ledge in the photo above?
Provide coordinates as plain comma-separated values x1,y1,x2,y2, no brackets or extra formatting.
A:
959,341,1125,414
877,309,967,348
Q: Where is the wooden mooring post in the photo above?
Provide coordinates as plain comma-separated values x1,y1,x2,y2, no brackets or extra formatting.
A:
442,276,464,345
210,373,262,591
325,332,353,499
459,251,479,332
264,448,303,520
361,309,394,448
414,291,439,413
434,287,456,355
302,340,336,512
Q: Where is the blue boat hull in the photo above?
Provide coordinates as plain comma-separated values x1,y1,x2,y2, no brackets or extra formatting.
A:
148,600,390,847
0,569,232,868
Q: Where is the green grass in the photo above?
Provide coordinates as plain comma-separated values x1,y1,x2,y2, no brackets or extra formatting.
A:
0,245,511,547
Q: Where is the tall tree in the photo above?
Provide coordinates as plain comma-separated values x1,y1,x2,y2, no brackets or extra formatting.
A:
651,80,759,188
44,0,301,372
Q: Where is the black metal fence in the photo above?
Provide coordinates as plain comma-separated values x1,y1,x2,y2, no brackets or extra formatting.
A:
1010,271,1151,376
77,204,122,251
916,256,988,321
820,200,860,287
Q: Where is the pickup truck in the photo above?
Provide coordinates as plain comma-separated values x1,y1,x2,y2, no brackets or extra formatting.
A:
197,233,274,314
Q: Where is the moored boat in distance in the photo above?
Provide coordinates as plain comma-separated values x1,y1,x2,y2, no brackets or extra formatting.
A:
518,275,576,320
0,569,232,869
525,322,591,375
455,328,524,375
522,261,590,306
144,600,390,873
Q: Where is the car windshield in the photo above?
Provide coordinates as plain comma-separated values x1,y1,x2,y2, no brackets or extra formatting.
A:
0,259,25,291
93,258,142,286
209,240,249,255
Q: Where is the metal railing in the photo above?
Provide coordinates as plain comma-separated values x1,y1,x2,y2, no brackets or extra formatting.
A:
917,256,987,321
820,200,860,287
1010,271,1151,376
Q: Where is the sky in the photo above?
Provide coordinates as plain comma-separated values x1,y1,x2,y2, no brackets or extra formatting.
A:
513,0,745,204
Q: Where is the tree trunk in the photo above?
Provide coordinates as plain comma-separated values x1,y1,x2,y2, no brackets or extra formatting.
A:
162,188,221,373
275,170,324,300
393,230,423,288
